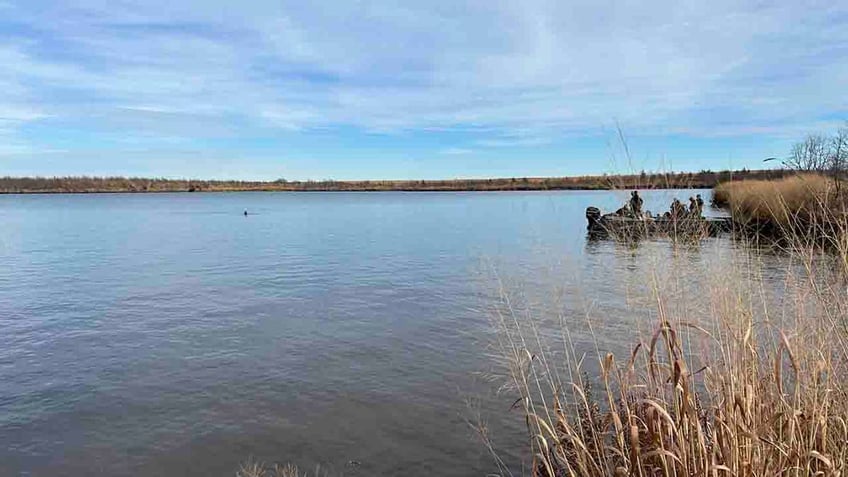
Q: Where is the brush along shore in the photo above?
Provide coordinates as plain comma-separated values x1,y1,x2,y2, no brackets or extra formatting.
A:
488,222,848,476
713,174,848,241
2,170,786,194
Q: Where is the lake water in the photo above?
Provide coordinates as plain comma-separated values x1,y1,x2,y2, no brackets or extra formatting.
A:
0,190,728,476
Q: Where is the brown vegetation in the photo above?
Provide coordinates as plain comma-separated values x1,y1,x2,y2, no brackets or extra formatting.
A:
238,461,302,477
1,169,787,194
713,174,847,237
490,221,848,476
237,458,332,477
491,129,848,474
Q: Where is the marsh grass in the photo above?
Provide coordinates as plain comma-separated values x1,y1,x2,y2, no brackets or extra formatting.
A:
489,225,848,476
237,459,330,477
714,174,848,239
238,460,300,477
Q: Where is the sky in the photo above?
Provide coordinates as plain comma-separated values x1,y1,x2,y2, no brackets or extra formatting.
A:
0,0,846,180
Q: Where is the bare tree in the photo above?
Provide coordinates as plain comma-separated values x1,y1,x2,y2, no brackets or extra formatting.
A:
786,134,831,172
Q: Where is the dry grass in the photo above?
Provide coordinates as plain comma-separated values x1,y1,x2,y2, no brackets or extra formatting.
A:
0,170,785,193
237,459,329,477
490,227,848,476
713,174,847,230
237,461,298,477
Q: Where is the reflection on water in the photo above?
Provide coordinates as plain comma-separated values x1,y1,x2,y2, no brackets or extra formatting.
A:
0,189,757,476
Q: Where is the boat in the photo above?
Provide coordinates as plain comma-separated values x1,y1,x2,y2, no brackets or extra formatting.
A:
585,206,732,238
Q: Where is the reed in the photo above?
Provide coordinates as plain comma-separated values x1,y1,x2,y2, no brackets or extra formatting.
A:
489,226,848,476
713,174,846,229
237,460,327,477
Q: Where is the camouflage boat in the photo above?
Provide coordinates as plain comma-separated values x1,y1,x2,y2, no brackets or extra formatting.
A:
585,206,732,238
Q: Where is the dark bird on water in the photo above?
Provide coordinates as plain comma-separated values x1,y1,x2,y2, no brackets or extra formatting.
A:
243,210,248,216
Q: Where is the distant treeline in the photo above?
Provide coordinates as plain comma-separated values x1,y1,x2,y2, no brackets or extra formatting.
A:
0,169,790,194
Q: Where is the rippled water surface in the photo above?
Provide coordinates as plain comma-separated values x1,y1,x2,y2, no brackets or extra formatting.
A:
1,190,729,476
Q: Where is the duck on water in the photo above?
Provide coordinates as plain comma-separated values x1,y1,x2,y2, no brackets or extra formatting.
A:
586,191,732,238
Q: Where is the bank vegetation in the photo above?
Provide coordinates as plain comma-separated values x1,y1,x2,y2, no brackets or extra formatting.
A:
713,124,847,239
489,211,848,476
713,174,846,234
483,125,848,476
2,169,785,194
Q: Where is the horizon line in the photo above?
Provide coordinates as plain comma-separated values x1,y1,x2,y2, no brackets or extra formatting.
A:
0,167,770,183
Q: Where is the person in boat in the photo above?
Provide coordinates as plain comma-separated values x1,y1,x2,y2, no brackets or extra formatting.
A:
670,198,685,219
691,195,706,217
629,190,643,216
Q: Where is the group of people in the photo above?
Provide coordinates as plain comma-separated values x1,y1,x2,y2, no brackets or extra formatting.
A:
674,194,704,218
618,190,705,220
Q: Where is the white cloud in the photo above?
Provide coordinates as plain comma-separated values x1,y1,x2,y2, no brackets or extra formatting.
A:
0,0,846,153
440,147,473,155
0,106,49,122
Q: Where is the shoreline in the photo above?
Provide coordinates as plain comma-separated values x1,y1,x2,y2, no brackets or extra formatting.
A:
0,169,788,194
0,184,725,194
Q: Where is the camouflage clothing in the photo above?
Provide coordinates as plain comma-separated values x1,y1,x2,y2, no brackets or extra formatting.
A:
630,191,643,216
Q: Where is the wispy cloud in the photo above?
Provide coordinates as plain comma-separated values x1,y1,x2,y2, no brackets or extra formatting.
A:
440,147,473,155
0,0,846,175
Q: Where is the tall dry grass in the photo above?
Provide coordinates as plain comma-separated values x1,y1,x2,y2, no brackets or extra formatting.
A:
713,174,846,230
238,461,301,477
237,460,329,477
489,226,848,476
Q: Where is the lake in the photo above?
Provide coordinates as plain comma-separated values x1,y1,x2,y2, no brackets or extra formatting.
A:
0,190,728,476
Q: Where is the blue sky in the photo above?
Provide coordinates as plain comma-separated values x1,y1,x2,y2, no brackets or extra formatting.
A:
0,0,846,180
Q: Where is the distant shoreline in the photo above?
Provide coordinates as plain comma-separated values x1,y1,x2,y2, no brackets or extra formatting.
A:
0,169,788,194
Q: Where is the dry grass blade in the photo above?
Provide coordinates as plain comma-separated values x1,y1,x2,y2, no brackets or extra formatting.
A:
489,188,848,476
